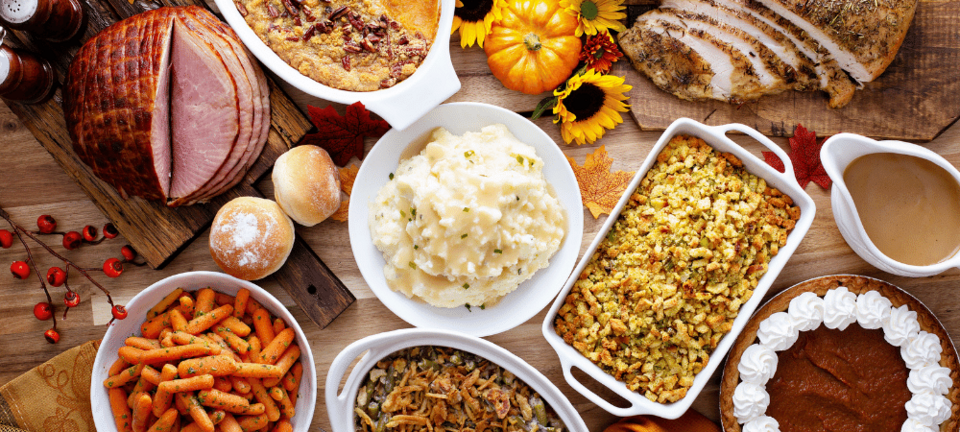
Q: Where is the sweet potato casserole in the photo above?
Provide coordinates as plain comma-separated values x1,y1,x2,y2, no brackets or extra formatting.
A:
354,346,566,432
235,0,438,91
554,135,801,403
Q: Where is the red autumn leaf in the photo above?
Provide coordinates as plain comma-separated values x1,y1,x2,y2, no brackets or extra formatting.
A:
762,124,832,189
300,102,391,166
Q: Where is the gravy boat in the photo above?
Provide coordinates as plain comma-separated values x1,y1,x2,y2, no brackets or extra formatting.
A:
821,133,960,277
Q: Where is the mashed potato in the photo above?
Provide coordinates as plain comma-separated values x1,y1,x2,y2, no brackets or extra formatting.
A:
369,124,566,308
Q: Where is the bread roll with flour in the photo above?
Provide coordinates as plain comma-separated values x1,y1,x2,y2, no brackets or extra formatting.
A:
209,197,295,280
272,145,341,226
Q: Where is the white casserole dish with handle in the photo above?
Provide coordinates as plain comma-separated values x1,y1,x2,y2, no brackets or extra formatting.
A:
213,0,460,130
540,118,816,418
325,328,589,432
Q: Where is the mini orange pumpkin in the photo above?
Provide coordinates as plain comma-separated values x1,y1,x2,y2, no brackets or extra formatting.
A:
484,0,582,95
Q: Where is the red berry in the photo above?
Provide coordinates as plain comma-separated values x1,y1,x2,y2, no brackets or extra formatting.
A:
120,245,137,261
37,215,56,234
44,328,60,344
64,291,80,307
82,225,97,242
10,261,29,279
102,223,119,239
0,229,12,248
62,231,82,250
46,267,66,287
103,258,123,278
112,304,128,320
34,302,53,320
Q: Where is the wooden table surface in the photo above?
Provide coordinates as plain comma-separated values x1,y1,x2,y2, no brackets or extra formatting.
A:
2,31,960,432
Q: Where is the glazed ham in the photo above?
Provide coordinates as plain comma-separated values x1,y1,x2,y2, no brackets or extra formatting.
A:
64,6,269,206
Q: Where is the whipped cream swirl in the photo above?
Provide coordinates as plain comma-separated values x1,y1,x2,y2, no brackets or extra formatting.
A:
739,344,778,384
902,331,944,370
733,382,770,423
788,292,824,332
856,290,892,329
901,418,938,432
883,305,921,347
905,392,952,426
823,287,857,330
757,312,799,351
742,416,780,432
907,365,954,395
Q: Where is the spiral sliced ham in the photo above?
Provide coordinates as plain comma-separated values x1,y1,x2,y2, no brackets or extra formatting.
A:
64,6,269,206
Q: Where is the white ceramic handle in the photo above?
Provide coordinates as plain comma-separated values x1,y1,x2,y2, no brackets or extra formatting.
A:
325,334,391,431
711,123,801,190
364,49,461,131
557,354,642,417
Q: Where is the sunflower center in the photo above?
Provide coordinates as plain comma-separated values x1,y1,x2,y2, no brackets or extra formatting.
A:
455,0,494,22
565,83,606,120
580,1,599,20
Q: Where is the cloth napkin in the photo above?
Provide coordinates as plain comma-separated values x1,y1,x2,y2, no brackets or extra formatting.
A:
604,410,722,432
0,340,99,432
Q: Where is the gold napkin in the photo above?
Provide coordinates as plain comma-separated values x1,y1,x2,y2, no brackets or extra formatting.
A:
0,340,99,432
604,410,722,432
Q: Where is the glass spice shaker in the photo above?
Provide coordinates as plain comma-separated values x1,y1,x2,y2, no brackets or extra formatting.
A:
0,42,56,103
0,0,84,42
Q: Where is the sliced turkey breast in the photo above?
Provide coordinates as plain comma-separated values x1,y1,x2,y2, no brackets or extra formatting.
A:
753,0,917,83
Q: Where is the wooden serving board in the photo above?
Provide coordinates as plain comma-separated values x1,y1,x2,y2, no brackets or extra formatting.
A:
1,0,354,328
619,0,960,141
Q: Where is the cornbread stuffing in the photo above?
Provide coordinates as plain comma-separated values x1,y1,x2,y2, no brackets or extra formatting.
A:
554,135,801,403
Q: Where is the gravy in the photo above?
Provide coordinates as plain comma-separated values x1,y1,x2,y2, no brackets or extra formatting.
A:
844,153,960,266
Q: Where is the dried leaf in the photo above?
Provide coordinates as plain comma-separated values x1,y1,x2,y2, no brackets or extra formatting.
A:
567,146,635,219
300,102,391,166
762,124,831,189
329,163,360,222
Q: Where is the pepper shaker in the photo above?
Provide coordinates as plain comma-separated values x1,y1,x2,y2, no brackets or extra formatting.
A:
0,43,56,103
0,0,84,42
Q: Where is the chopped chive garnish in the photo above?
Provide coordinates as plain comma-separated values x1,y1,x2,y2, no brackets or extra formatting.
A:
494,249,502,254
389,173,394,180
461,233,468,239
464,150,475,157
462,283,470,289
463,207,469,212
408,262,417,269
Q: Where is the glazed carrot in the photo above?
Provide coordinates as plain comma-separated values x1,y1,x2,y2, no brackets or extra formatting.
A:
251,309,275,347
241,315,254,326
263,346,299,387
195,288,217,315
274,387,294,419
161,333,176,348
214,376,233,392
220,316,251,337
158,327,174,341
178,355,238,378
219,414,243,432
229,376,252,394
271,419,292,432
169,309,188,333
110,387,134,432
155,374,213,417
148,408,178,432
271,318,285,335
151,365,180,417
141,365,162,386
180,423,202,432
148,289,183,319
240,403,266,416
126,337,162,350
248,379,280,422
281,363,301,393
174,392,189,415
287,387,296,407
168,331,221,355
209,410,227,425
197,389,250,413
178,393,214,432
171,416,181,432
258,329,294,365
141,312,171,339
132,393,152,432
118,346,144,365
233,363,284,380
109,358,131,376
247,337,262,364
245,298,263,315
185,304,233,335
141,344,214,364
214,292,236,306
234,289,250,319
127,375,158,408
104,364,143,388
214,326,251,355
236,414,268,432
178,295,195,318
206,333,241,362
268,387,283,401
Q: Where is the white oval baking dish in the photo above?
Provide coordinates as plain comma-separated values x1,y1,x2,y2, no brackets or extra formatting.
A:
540,118,817,418
213,0,460,130
325,328,589,432
821,133,960,277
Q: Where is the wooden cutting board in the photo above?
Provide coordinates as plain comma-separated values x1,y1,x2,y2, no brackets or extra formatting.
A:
1,0,354,328
619,0,960,141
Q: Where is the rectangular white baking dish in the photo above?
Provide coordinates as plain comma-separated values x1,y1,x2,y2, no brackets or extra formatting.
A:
540,117,816,418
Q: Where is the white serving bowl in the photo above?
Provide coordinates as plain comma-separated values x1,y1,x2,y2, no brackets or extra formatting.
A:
325,328,588,432
90,271,317,432
541,118,817,418
348,102,584,337
821,133,960,277
213,0,460,130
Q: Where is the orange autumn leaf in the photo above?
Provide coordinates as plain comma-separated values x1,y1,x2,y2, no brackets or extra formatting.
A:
567,146,635,219
329,163,359,222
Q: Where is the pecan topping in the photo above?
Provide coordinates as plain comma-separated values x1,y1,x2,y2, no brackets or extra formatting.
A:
328,5,348,20
302,24,317,41
396,35,409,45
347,12,364,31
341,56,351,71
343,41,362,53
361,37,376,52
266,4,279,18
236,1,248,17
281,0,297,17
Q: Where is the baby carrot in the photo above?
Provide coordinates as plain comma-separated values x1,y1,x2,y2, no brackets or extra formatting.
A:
233,363,284,380
178,295,195,318
168,331,221,355
185,304,233,335
274,387,294,419
127,375,158,408
141,344,214,365
258,329,294,365
148,288,183,319
248,378,280,422
178,355,238,378
214,376,233,392
220,316,251,337
161,333,176,348
229,376,252,394
271,318,285,335
214,292,235,306
197,389,250,413
214,326,251,355
178,393,214,432
236,414,268,432
141,365,162,386
109,358,130,376
268,387,283,401
262,346,299,387
195,288,217,315
148,408,178,432
117,347,143,365
251,309,274,347
132,393,152,432
109,387,133,432
151,364,180,417
281,363,301,393
247,337,261,364
245,298,263,315
141,312,171,339
234,289,250,319
169,309,188,333
155,375,212,417
271,419,292,432
104,364,143,388
219,414,243,432
209,410,227,425
126,337,162,350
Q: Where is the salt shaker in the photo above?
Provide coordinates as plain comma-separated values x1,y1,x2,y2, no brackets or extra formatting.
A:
0,43,56,103
0,0,84,42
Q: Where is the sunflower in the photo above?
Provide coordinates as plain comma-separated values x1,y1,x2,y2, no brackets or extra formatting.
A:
452,0,505,48
553,70,631,145
560,0,626,37
580,31,623,73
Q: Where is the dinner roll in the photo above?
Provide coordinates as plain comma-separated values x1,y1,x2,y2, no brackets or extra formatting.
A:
272,145,341,226
209,197,295,280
